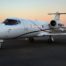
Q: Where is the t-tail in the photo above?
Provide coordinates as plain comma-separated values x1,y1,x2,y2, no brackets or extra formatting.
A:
48,12,66,29
48,12,66,21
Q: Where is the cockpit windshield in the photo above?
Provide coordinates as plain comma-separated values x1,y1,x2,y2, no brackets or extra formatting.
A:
3,19,20,25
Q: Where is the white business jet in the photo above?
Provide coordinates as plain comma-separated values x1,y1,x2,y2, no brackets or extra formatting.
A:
0,12,66,48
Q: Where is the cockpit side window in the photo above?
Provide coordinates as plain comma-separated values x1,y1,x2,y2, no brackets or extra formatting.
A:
3,19,20,25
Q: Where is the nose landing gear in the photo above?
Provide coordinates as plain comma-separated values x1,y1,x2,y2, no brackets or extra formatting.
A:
0,40,4,48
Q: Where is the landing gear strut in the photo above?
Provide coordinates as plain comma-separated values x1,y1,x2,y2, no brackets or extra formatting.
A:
28,37,34,42
48,35,54,43
0,40,4,48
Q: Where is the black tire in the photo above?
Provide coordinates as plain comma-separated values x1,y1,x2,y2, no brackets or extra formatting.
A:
48,36,54,43
28,37,34,42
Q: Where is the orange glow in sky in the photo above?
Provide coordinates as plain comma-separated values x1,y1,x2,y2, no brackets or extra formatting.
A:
0,0,66,24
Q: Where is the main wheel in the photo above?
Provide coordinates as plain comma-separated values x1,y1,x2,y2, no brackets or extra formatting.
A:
0,40,4,48
28,37,34,42
48,35,54,43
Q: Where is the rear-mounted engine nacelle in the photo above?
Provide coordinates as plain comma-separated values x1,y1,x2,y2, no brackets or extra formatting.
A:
50,20,56,26
49,20,57,28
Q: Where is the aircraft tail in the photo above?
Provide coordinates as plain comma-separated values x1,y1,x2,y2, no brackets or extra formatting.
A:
48,12,66,21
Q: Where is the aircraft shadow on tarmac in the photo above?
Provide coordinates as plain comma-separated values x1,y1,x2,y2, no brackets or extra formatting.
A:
2,36,66,49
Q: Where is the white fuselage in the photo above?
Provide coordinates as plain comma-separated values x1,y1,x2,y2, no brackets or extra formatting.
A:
0,18,49,39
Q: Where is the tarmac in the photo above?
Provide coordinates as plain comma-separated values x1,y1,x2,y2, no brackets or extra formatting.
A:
0,36,66,66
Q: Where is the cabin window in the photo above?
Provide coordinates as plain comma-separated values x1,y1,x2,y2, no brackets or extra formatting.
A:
3,19,20,25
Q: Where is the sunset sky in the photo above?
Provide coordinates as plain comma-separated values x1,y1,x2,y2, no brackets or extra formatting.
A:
0,0,66,24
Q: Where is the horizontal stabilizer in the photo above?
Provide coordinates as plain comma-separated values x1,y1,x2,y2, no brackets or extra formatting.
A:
48,12,66,15
48,12,66,20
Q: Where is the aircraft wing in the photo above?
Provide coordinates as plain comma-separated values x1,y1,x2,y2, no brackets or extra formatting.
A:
37,32,66,36
37,27,66,36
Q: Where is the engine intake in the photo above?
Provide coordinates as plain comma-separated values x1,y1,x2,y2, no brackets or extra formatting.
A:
50,20,56,26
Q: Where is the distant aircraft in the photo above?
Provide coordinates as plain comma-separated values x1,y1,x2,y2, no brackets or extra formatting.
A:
0,12,66,48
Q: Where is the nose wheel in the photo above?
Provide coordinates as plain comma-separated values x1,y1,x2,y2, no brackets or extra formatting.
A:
0,40,4,48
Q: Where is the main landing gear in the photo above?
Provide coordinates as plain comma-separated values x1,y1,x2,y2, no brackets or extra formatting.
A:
28,36,54,43
48,35,54,43
28,37,34,42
